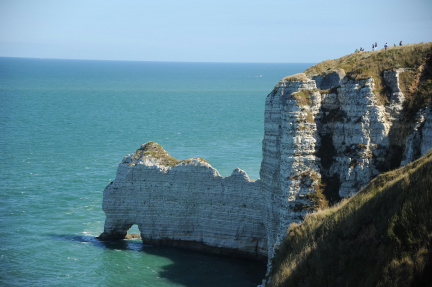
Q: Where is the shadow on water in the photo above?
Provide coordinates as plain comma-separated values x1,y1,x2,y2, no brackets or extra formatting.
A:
50,234,266,287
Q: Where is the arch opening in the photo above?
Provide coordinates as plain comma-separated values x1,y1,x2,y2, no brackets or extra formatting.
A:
126,224,141,239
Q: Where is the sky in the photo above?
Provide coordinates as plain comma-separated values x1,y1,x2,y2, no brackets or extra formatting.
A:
0,0,431,63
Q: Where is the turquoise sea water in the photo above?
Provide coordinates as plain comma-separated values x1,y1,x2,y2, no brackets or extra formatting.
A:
0,58,311,286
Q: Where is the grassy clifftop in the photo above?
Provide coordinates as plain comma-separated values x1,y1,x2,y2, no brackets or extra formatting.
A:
268,149,432,287
305,42,432,80
130,142,209,167
306,42,432,114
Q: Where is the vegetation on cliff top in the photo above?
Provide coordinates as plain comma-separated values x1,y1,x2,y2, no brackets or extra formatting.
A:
305,42,432,80
132,142,209,167
283,73,310,82
305,42,432,111
132,142,180,166
267,149,432,287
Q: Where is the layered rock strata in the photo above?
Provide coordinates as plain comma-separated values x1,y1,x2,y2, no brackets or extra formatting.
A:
260,77,322,263
318,77,390,198
261,69,432,269
99,142,267,259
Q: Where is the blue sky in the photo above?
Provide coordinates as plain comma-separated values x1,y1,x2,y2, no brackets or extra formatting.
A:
1,0,431,63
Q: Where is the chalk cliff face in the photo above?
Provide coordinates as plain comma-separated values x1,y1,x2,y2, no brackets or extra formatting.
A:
401,107,432,165
99,142,267,259
260,78,322,262
261,69,432,269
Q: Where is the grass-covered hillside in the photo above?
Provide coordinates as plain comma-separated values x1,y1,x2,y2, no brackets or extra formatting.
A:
267,149,432,287
306,42,432,116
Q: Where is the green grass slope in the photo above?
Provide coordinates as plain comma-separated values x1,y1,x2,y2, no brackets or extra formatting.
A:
268,149,432,287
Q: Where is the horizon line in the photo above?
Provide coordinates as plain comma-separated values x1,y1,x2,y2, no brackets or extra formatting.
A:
0,55,317,65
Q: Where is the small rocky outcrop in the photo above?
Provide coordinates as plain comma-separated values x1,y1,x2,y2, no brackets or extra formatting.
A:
99,142,267,259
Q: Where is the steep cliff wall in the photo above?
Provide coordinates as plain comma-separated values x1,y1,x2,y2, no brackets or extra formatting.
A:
401,107,432,165
261,43,432,270
99,142,267,259
260,76,322,264
261,74,392,268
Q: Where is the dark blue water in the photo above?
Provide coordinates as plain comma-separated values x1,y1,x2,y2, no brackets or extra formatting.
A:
0,58,311,286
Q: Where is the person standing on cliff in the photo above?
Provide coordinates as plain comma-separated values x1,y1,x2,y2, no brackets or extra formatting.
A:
384,43,388,51
372,44,375,51
400,41,403,46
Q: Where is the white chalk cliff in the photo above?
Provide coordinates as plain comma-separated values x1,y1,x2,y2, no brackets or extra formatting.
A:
261,69,432,270
99,54,432,276
99,142,267,259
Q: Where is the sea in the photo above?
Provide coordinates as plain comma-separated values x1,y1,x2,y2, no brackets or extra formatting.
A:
0,57,312,287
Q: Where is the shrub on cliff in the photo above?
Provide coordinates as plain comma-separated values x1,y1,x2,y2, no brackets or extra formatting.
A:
267,149,432,287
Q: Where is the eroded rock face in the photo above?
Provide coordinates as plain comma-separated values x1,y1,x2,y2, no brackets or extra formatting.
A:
383,69,407,120
260,69,432,269
99,142,267,259
260,78,321,265
401,107,432,165
320,77,390,198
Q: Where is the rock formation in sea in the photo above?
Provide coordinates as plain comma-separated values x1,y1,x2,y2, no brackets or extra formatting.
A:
98,142,267,259
99,43,432,278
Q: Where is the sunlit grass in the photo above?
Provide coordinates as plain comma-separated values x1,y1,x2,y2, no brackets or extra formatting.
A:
305,42,432,110
268,149,432,287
